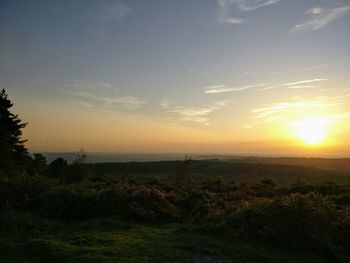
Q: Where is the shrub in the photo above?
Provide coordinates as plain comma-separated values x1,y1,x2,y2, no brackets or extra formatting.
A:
0,175,55,210
26,187,100,220
178,189,212,222
218,193,350,259
25,184,178,222
98,187,133,215
128,186,178,221
166,157,195,191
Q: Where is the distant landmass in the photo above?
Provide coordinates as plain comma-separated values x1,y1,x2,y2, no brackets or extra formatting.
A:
37,152,218,163
35,152,350,173
226,156,350,173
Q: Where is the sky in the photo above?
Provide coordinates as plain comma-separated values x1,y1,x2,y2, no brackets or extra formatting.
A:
1,0,350,156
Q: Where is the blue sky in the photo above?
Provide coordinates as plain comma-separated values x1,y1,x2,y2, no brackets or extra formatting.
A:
1,0,350,155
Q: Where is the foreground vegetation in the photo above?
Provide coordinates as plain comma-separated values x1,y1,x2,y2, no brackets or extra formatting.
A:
1,162,350,262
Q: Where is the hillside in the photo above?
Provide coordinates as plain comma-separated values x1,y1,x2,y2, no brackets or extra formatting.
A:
92,160,350,185
225,157,350,173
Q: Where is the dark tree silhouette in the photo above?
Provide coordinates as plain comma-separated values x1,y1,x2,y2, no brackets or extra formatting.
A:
48,157,69,184
69,148,92,183
0,89,29,175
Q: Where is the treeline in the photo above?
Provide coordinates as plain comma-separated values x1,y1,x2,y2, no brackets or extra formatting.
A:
228,156,350,172
93,160,334,177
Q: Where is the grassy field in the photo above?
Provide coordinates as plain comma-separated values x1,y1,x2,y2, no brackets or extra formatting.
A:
0,213,335,263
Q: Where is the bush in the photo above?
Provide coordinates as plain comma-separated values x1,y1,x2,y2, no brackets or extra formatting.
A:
26,187,100,220
0,175,55,210
25,184,179,222
128,186,178,221
98,187,133,215
217,193,350,259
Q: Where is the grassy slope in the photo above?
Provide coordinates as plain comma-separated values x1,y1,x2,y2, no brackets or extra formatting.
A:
1,214,328,263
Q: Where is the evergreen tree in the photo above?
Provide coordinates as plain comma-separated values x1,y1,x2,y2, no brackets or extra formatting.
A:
0,89,29,175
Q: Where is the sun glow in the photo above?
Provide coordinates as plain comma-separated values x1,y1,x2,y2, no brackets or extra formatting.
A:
292,118,330,146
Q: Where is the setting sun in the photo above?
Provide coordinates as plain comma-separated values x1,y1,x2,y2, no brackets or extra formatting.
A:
293,118,330,146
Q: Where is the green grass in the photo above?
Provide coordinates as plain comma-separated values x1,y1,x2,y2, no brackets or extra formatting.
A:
0,213,334,263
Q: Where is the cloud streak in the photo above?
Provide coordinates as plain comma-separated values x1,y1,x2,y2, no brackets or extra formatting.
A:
246,94,348,129
205,83,267,94
252,101,338,117
282,78,327,86
218,0,282,24
66,81,145,110
188,69,211,77
161,99,230,125
291,5,350,34
261,78,327,90
268,63,331,74
205,78,327,95
287,85,316,89
234,0,282,11
103,96,145,110
101,1,131,22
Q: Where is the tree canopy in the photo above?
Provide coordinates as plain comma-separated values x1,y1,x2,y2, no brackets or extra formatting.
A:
0,89,29,175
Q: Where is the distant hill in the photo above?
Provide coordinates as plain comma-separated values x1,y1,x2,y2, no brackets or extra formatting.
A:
36,152,350,173
36,152,239,164
92,159,350,185
225,157,350,173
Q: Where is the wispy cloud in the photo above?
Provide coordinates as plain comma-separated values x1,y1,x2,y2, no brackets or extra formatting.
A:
205,79,327,94
246,95,346,129
261,78,327,90
65,81,145,110
161,99,230,125
71,100,95,108
103,96,145,110
188,69,210,77
218,0,244,24
244,71,258,76
282,78,327,86
101,1,131,22
268,63,331,74
218,0,282,24
287,85,316,89
205,83,267,94
291,5,350,34
235,0,282,11
252,100,338,117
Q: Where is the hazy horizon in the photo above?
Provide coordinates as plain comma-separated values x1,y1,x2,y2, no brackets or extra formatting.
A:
2,0,350,155
33,151,350,163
